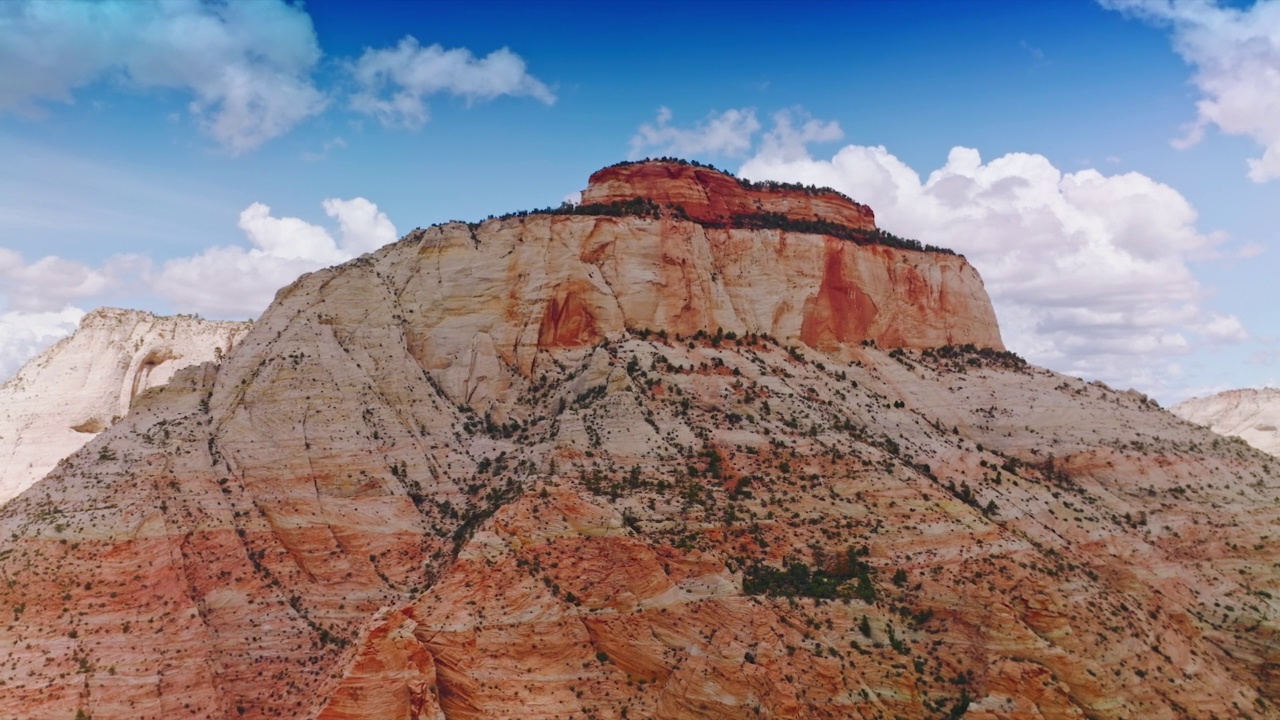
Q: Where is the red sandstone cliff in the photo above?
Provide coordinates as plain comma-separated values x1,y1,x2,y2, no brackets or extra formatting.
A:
581,159,877,230
388,160,1000,414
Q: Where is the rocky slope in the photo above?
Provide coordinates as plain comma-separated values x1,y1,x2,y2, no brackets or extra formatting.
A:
1173,387,1280,457
0,161,1276,720
0,308,251,504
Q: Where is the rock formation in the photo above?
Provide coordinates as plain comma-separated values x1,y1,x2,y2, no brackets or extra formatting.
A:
0,308,251,504
581,159,877,230
0,160,1276,719
1173,387,1280,457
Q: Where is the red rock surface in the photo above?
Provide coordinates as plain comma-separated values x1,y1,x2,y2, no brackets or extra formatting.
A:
581,160,876,230
394,208,1002,417
0,163,1277,719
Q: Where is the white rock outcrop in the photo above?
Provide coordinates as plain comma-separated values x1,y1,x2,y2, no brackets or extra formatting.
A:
0,307,251,504
1173,387,1280,457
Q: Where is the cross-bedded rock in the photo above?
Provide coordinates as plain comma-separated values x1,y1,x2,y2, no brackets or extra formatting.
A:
0,161,1276,720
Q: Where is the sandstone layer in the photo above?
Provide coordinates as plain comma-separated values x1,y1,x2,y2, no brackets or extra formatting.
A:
0,162,1276,720
1173,387,1280,457
399,210,1001,419
581,160,877,230
0,308,251,504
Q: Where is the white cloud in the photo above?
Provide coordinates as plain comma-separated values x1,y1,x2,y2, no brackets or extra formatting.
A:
629,107,762,159
152,198,397,317
739,134,1247,395
0,0,326,154
0,246,117,379
235,202,345,264
149,244,320,319
1103,0,1280,182
349,36,555,129
756,109,844,162
1198,313,1249,343
0,248,109,312
0,306,85,380
322,198,398,255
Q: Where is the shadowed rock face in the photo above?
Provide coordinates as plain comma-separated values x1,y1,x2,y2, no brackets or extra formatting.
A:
0,163,1278,720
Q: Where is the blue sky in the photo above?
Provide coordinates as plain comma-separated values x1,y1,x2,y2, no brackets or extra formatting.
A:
1,0,1278,404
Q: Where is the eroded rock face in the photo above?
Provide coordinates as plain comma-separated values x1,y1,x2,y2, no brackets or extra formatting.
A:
0,163,1276,719
395,211,1001,415
0,308,251,504
1173,387,1280,457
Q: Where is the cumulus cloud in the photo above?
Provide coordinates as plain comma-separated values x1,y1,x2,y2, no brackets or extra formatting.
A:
152,198,397,317
322,198,398,255
0,248,109,312
1197,313,1249,343
0,247,128,379
739,135,1247,394
0,0,326,153
0,4,557,149
0,306,85,381
629,107,762,158
755,109,844,162
1103,0,1280,182
349,37,555,129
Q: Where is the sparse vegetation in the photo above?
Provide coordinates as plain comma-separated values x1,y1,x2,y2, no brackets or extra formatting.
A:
742,545,877,601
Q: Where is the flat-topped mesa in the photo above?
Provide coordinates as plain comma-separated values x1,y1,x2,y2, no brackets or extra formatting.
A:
581,159,876,231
